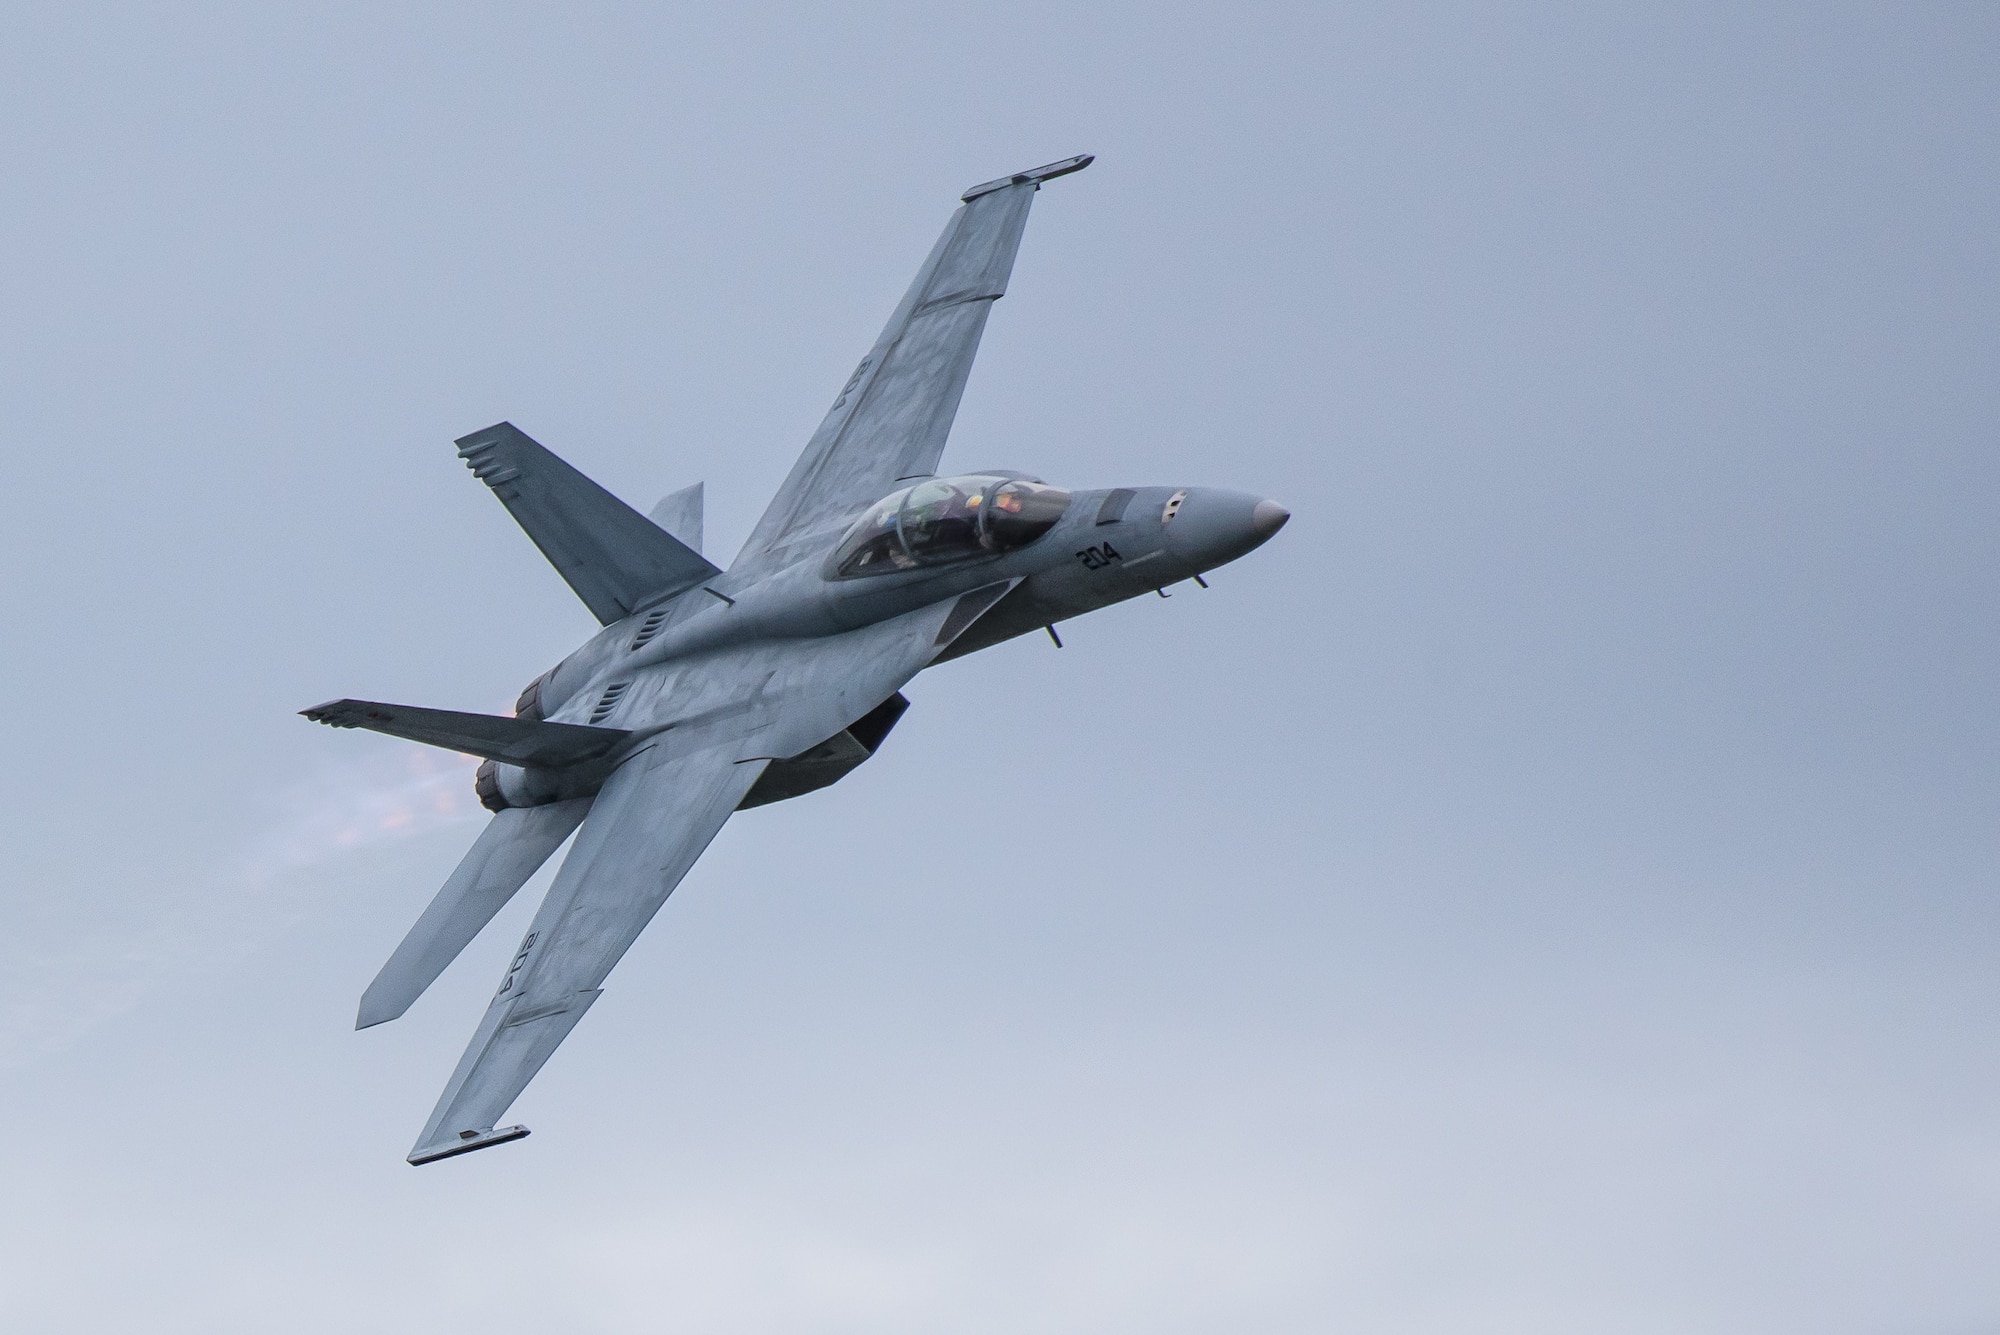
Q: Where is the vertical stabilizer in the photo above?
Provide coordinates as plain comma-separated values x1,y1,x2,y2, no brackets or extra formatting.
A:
649,482,704,555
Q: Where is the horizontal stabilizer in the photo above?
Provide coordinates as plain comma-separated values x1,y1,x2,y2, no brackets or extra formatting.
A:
456,422,721,623
302,699,629,768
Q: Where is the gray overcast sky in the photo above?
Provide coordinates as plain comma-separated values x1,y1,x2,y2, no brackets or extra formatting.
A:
1,4,1995,1332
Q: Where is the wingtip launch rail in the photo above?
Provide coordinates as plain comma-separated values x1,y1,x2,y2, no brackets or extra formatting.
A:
959,153,1094,201
407,1124,530,1166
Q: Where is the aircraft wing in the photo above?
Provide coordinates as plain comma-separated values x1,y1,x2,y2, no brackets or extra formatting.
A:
408,736,765,1163
733,155,1091,569
405,592,998,1164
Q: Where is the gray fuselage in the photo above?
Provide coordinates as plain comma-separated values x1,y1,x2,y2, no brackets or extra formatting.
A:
481,481,1286,810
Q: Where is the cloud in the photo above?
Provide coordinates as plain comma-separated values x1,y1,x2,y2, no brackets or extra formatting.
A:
0,748,486,1071
240,746,485,887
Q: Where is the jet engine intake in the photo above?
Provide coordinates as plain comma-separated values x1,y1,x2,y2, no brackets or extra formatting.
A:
736,693,910,809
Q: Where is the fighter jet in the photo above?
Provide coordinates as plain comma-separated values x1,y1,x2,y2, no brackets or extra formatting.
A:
304,154,1288,1164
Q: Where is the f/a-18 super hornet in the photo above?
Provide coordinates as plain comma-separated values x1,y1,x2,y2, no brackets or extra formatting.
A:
305,154,1287,1164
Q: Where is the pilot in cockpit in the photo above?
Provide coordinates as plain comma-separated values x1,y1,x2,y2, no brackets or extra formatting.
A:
832,474,1071,577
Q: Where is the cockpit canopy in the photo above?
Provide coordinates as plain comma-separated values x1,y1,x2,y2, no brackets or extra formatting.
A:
831,473,1072,578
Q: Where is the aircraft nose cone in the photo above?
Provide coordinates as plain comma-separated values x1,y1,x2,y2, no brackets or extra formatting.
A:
1160,487,1289,574
1250,499,1290,539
